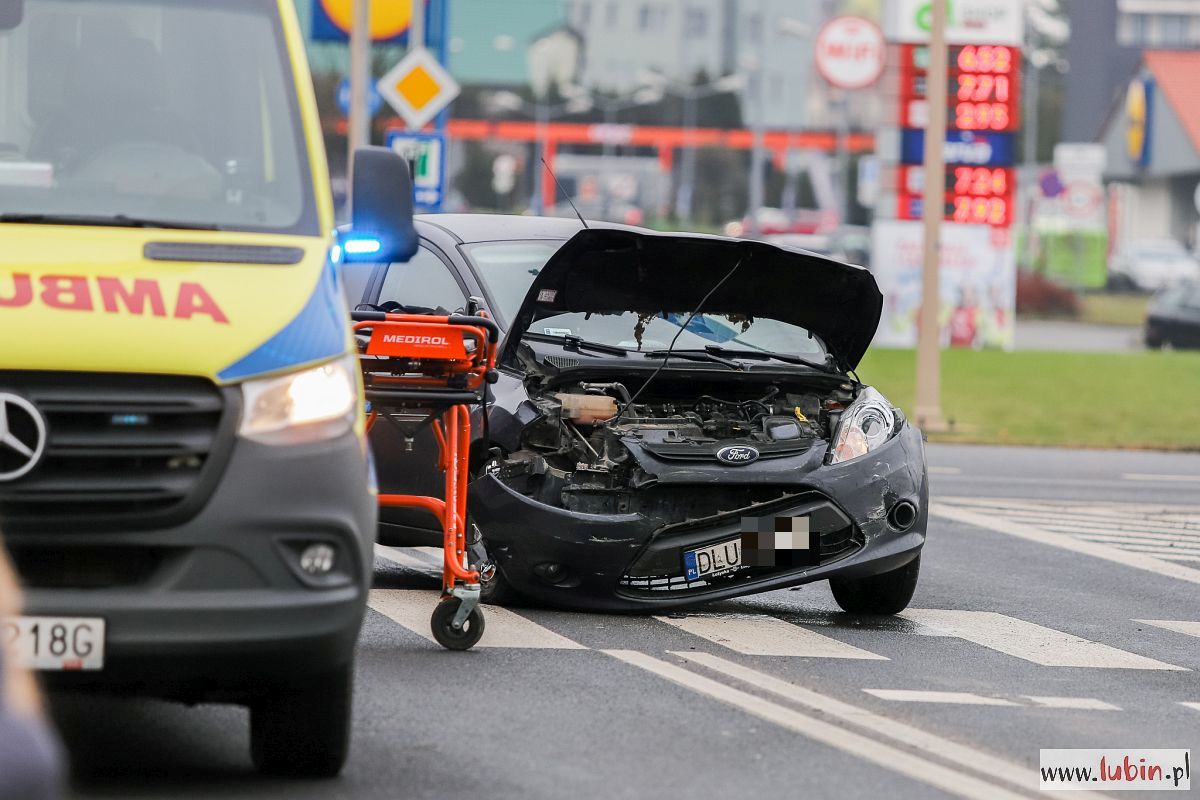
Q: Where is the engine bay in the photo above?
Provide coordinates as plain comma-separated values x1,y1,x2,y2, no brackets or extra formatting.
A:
487,371,858,518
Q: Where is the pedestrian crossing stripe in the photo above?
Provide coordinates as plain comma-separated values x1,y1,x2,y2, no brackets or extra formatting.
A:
862,690,1122,709
365,578,1192,673
1135,619,1200,638
931,500,1200,586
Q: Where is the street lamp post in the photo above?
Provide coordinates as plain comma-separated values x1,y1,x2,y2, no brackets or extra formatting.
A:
915,0,947,431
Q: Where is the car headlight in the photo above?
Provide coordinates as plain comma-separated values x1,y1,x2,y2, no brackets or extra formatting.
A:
828,387,899,465
239,355,358,445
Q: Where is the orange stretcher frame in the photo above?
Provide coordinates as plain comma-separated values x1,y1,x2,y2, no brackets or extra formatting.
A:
352,309,499,650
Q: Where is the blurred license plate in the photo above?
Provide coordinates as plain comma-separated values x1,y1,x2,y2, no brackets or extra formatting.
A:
2,616,105,671
684,538,742,581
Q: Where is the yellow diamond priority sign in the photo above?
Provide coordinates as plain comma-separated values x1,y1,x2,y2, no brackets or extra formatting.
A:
377,48,461,130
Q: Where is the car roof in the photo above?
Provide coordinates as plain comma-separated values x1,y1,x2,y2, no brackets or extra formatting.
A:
415,213,646,245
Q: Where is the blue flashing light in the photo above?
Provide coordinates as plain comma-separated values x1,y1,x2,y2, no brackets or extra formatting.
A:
342,237,382,256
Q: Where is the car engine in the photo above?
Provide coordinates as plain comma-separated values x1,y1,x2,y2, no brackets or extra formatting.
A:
487,373,857,521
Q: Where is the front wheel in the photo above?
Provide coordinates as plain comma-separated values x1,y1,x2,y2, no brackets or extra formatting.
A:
250,665,353,778
431,597,485,650
829,555,921,615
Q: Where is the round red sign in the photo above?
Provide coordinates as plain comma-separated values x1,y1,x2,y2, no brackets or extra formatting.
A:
815,16,886,91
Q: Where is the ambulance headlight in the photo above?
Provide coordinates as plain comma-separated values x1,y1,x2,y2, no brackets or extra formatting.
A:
239,356,358,445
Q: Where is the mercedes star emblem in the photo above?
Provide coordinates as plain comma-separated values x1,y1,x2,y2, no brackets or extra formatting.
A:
0,393,47,482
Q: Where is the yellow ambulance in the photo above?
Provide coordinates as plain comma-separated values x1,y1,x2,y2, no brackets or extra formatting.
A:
0,0,415,776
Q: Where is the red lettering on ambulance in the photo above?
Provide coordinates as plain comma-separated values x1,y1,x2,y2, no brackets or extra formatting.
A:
40,275,93,311
97,278,167,317
0,273,33,307
173,282,229,324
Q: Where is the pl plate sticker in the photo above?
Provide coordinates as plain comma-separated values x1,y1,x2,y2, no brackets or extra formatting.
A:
537,289,557,303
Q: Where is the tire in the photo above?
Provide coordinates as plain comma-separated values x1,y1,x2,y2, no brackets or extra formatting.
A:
829,555,921,615
430,597,486,650
250,665,353,778
479,561,519,606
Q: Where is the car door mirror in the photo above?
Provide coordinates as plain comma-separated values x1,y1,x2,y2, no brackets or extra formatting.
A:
341,146,419,264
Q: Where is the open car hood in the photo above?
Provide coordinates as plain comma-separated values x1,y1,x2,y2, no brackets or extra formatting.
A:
499,228,883,370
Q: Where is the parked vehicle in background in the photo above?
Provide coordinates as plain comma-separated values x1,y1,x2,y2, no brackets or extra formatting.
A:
1144,281,1200,349
1108,238,1200,292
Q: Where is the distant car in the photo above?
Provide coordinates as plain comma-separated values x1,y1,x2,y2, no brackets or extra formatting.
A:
1108,238,1200,292
1145,281,1200,349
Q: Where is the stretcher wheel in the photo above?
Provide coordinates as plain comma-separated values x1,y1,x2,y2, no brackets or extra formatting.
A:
430,598,485,650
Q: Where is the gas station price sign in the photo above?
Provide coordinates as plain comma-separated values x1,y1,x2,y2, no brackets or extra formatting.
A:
897,165,1015,227
899,44,1021,133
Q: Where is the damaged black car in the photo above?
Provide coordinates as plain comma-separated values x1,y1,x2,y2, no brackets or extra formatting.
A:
347,216,927,614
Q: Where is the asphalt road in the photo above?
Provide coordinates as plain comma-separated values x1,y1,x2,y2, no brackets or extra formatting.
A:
53,443,1200,799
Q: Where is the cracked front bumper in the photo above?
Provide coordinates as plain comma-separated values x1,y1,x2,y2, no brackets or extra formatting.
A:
470,424,927,611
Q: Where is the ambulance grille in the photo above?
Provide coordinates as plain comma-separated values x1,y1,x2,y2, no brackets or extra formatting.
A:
0,372,235,532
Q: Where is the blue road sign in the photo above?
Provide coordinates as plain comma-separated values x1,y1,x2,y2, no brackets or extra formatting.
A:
385,131,447,213
336,78,383,118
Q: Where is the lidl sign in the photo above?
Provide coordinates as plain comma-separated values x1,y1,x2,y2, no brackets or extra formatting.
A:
311,0,419,43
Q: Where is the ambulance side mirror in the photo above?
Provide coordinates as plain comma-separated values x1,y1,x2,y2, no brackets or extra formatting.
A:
343,146,419,264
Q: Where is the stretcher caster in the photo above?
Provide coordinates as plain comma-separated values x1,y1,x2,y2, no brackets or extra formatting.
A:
431,597,485,650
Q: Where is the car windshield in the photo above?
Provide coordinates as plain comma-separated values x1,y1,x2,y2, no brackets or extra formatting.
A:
0,0,317,234
461,239,565,324
461,239,826,359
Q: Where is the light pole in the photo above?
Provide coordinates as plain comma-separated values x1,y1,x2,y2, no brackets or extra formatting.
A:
347,0,371,202
485,90,593,214
639,70,747,224
915,0,947,431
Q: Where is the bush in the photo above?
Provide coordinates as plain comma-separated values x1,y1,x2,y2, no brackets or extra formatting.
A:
1016,269,1080,317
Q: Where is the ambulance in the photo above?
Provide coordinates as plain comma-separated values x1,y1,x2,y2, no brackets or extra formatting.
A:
0,0,416,776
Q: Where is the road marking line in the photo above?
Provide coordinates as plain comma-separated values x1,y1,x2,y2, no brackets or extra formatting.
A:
673,651,1077,798
1181,702,1200,713
604,650,1038,800
900,609,1188,671
1123,473,1200,483
928,466,962,475
1024,696,1121,710
864,689,1019,706
413,546,446,562
1081,542,1200,556
375,543,440,574
368,589,586,649
655,613,887,660
1135,619,1200,639
931,502,1200,587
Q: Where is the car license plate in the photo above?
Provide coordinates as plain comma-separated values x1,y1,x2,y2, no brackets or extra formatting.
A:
684,538,742,581
2,616,105,671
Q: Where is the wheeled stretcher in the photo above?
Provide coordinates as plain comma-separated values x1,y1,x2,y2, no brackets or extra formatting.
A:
352,305,499,650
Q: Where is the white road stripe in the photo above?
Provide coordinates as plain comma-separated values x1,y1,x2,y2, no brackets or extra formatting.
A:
864,689,1019,707
375,543,440,574
655,613,887,660
1123,473,1200,483
605,650,1039,800
931,503,1200,587
368,589,586,649
1181,702,1200,713
674,651,1094,798
1024,696,1121,710
900,609,1188,671
1135,619,1200,639
1078,542,1200,556
928,466,962,475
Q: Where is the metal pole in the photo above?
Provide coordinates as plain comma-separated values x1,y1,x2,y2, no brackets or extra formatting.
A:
679,91,698,224
601,101,615,220
347,0,371,208
1023,56,1041,269
914,0,946,431
532,101,548,214
747,74,767,234
410,0,425,51
835,89,851,224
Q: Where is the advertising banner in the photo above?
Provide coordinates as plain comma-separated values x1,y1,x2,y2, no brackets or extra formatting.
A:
871,219,1016,350
885,0,1023,46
